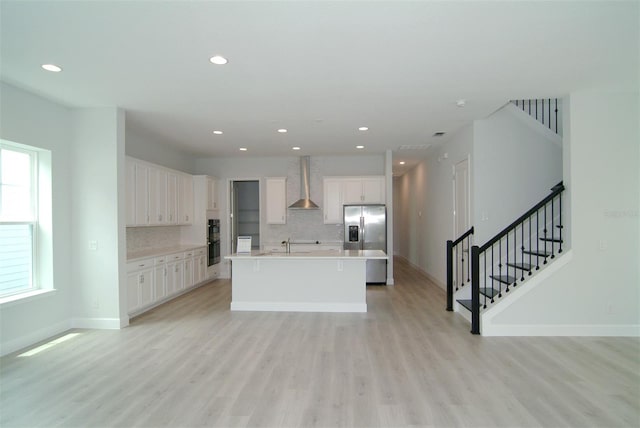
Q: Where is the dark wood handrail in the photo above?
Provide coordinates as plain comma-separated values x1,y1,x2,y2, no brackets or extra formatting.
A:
479,182,563,253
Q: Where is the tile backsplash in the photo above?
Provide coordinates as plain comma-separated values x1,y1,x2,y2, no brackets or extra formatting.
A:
126,226,182,254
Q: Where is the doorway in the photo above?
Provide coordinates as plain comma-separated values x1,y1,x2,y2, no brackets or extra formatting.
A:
453,158,471,287
230,180,260,253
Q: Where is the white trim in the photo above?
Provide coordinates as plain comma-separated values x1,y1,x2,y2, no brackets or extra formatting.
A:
482,324,640,337
70,318,122,329
230,301,367,313
0,320,70,357
0,288,57,308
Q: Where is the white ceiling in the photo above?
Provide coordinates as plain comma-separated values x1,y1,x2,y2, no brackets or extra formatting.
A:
1,1,637,175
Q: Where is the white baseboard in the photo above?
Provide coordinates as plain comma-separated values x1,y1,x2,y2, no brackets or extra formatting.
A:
230,301,367,313
1,320,71,357
482,324,640,337
70,317,122,329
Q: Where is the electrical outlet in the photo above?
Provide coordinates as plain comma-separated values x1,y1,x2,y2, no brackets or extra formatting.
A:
92,298,100,309
88,240,98,251
607,303,613,314
598,240,607,252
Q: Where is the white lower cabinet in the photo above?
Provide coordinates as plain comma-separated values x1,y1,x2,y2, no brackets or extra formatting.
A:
126,246,209,316
126,258,154,314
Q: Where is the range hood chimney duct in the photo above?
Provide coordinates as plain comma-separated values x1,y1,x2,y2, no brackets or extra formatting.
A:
288,156,320,210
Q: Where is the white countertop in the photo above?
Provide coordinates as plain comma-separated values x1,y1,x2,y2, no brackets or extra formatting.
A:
225,249,387,260
127,244,206,262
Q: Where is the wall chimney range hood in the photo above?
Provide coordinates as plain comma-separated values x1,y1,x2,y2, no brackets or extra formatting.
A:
289,156,319,210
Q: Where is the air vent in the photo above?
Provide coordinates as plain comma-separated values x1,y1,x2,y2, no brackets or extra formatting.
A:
433,132,446,137
397,144,431,151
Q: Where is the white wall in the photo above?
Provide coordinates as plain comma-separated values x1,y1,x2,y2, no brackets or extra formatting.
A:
395,125,473,287
71,108,126,329
125,126,196,173
487,90,639,335
0,82,73,354
473,104,563,244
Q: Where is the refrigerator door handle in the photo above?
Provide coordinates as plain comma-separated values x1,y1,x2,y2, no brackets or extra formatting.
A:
360,216,365,250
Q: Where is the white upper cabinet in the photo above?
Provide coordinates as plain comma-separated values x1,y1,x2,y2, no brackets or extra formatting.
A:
323,178,343,224
167,172,178,224
342,177,385,204
361,177,385,203
178,174,194,225
126,156,195,227
126,159,136,226
266,177,287,224
134,162,150,225
207,177,218,210
323,176,385,224
148,166,167,225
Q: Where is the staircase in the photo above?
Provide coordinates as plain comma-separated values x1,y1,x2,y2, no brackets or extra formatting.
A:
446,182,565,334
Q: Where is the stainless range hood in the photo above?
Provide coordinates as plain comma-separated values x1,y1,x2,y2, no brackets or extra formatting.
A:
288,156,320,210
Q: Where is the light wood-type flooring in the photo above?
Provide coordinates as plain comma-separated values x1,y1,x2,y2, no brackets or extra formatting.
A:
1,257,639,427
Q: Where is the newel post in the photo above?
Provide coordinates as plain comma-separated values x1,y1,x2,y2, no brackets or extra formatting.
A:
471,245,480,334
446,240,453,311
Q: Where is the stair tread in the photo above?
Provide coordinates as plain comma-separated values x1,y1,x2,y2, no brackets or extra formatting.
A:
522,249,553,257
456,299,479,312
480,287,499,298
539,237,563,243
506,262,534,271
490,275,516,284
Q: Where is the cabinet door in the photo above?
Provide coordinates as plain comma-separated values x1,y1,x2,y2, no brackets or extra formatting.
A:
134,163,150,225
139,269,154,308
167,173,178,224
127,272,140,313
154,265,167,301
149,167,168,225
207,178,218,210
266,177,286,224
126,159,136,226
323,178,343,224
173,261,184,291
195,255,205,284
362,177,385,203
184,258,194,289
179,174,194,224
342,179,364,204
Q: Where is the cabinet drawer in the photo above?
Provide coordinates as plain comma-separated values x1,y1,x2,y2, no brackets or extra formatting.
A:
154,256,167,265
195,248,206,256
168,252,184,261
127,258,154,272
184,251,195,258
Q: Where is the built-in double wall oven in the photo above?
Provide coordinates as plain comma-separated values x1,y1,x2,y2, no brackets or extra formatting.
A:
208,219,221,266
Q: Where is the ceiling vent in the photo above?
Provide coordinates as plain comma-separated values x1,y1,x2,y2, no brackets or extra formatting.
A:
397,144,432,151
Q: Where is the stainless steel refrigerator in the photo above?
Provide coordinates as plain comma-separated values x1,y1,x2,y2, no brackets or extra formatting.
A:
343,204,387,284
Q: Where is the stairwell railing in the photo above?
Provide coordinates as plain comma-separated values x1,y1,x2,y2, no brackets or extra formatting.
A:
446,227,474,311
469,182,565,334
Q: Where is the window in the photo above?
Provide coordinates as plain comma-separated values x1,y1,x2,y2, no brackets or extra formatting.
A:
0,143,38,297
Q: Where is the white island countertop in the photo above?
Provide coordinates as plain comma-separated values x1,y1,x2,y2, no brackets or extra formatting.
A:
225,249,387,260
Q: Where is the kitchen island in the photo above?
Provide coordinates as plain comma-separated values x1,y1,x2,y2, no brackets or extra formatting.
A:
225,249,387,312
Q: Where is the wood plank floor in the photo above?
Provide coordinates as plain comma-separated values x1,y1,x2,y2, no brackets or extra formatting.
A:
1,257,639,427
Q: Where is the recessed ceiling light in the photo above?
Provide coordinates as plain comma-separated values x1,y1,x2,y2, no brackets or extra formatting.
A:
209,55,228,65
399,161,406,165
356,145,364,149
213,130,223,135
292,146,301,150
358,127,369,131
456,99,466,107
41,64,62,72
239,147,247,151
277,129,288,133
